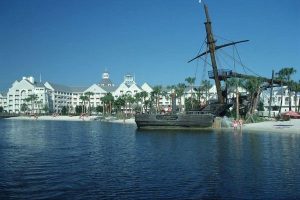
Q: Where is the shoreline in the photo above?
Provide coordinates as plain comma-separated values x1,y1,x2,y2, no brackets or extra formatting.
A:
4,116,300,133
4,115,136,124
241,119,300,133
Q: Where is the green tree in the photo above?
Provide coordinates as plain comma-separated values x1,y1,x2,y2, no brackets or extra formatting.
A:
151,85,162,113
114,96,126,114
24,94,38,114
243,78,263,115
175,83,186,112
290,81,300,112
95,105,103,114
226,78,244,119
277,67,297,111
185,77,196,109
101,93,114,115
200,80,212,104
140,91,148,113
20,103,28,113
79,95,89,114
75,105,84,115
42,104,49,114
124,94,135,116
84,91,94,115
134,92,143,112
0,106,4,113
257,101,265,111
61,106,68,115
36,100,43,114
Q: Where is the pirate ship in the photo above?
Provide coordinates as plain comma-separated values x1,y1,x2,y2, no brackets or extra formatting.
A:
135,3,251,129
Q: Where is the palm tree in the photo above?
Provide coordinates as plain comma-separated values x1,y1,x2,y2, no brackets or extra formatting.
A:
200,80,212,104
185,77,196,109
175,83,185,112
24,94,38,114
114,96,126,114
243,78,263,115
290,80,300,112
23,97,31,113
134,92,143,112
226,78,244,119
128,94,135,114
84,91,94,115
36,100,43,114
151,85,162,113
101,93,114,115
166,85,176,109
275,72,285,113
298,81,300,112
80,95,89,114
161,89,170,111
20,103,28,114
43,104,49,114
140,91,148,113
277,67,297,111
144,99,151,113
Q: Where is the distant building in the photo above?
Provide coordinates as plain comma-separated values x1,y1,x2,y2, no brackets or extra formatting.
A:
261,86,300,114
1,71,153,114
4,76,51,113
0,92,7,111
114,74,143,98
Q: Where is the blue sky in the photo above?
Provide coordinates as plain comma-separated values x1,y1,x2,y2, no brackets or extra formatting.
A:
0,0,299,91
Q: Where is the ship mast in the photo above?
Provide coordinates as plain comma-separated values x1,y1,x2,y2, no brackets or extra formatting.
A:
188,4,249,104
203,4,224,104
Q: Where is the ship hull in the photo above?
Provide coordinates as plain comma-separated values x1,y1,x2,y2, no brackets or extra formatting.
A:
135,113,215,129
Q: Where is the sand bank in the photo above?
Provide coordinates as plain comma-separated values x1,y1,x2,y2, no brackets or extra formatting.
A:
6,115,95,121
5,115,136,124
5,115,300,133
241,119,300,133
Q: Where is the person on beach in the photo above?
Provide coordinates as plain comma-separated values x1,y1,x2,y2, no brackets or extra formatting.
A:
238,119,243,129
233,119,238,130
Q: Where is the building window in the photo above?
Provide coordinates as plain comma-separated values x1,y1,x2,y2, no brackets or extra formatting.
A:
284,97,289,106
278,97,281,102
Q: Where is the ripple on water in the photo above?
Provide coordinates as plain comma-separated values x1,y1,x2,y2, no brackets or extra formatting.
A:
0,120,300,199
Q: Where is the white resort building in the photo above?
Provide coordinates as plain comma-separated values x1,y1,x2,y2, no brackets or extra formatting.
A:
260,86,300,115
2,72,297,116
0,72,153,114
3,76,51,113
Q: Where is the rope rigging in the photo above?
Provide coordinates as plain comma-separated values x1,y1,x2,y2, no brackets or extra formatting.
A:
214,34,261,78
192,38,210,86
193,39,206,83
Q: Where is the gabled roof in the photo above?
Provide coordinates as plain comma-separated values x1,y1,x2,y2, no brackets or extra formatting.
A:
23,79,34,86
129,83,142,91
99,78,113,87
184,86,196,93
34,82,46,88
274,87,287,96
71,86,88,93
84,84,106,93
45,82,88,93
17,79,35,88
46,82,71,92
0,92,7,97
100,85,117,93
141,82,152,88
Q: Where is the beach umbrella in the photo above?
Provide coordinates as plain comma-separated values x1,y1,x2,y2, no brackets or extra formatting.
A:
282,111,300,119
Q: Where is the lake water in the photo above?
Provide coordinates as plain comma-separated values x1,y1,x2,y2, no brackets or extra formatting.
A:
0,119,300,199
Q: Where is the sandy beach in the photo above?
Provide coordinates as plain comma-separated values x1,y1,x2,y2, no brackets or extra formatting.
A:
5,115,136,124
242,119,300,133
5,115,300,133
